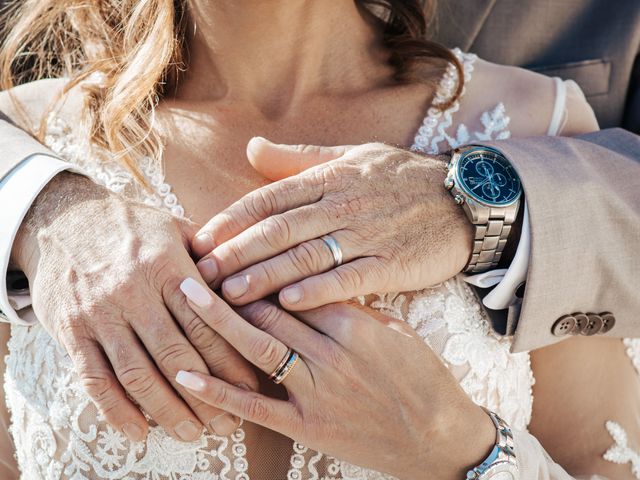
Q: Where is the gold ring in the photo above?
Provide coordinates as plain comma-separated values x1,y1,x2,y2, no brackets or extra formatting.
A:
269,348,300,384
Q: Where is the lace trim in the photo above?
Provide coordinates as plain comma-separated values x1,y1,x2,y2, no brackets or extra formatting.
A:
603,421,640,479
44,114,186,218
411,48,476,153
410,48,511,154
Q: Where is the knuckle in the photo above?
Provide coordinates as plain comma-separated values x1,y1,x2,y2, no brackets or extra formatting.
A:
259,215,292,249
155,343,195,374
244,396,271,423
332,264,365,292
80,371,114,402
211,383,229,407
250,262,280,288
182,314,219,348
203,305,232,330
224,241,248,268
119,366,158,399
288,241,324,274
57,317,88,348
249,335,282,368
161,275,187,305
248,302,282,331
320,164,341,187
245,188,278,220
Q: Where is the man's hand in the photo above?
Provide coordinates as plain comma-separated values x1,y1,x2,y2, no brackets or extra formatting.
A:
192,138,473,310
11,172,259,441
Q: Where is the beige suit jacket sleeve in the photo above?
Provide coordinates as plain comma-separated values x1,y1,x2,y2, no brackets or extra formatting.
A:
482,128,640,352
0,115,58,181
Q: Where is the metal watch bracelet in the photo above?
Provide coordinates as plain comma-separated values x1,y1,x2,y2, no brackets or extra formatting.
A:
465,408,518,479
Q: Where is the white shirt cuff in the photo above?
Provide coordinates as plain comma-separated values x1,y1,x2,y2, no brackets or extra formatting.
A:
1,154,79,325
464,202,531,311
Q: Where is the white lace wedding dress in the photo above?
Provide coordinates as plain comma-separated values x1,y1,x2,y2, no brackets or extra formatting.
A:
4,49,638,479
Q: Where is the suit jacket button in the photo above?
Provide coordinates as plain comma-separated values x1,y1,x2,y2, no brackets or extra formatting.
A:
572,313,589,335
552,315,576,336
600,312,616,333
582,313,603,336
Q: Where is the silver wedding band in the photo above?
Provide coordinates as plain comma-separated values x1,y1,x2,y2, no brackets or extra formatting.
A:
320,234,343,268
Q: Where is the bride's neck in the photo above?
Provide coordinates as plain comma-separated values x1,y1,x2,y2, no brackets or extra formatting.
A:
176,0,392,116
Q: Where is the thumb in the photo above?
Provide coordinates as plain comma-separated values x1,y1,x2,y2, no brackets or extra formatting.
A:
246,136,352,181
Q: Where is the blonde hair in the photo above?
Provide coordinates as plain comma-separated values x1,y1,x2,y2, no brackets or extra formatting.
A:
0,0,460,183
0,0,187,183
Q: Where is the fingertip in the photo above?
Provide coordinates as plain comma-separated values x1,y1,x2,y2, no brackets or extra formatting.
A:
197,257,219,284
280,285,303,306
176,370,207,392
246,136,270,161
122,422,147,443
192,232,215,257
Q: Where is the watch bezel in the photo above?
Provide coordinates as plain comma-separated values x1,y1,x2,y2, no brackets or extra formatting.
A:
453,146,522,208
476,460,519,479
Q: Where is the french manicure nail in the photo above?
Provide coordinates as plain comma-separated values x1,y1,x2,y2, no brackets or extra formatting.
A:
180,278,213,308
223,276,248,299
176,370,207,391
197,258,219,283
122,422,144,442
174,420,201,442
282,285,303,304
194,232,215,252
210,413,240,436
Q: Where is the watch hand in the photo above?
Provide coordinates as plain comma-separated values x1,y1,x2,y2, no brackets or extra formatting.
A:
470,177,492,191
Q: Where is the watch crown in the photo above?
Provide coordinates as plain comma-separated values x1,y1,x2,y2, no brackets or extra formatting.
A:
444,178,455,190
454,194,465,205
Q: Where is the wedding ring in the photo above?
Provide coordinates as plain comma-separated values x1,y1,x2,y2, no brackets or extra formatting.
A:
320,234,343,267
269,348,300,384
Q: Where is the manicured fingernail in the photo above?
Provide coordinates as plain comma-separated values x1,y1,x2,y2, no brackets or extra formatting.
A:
223,276,248,299
197,258,219,283
174,420,201,442
193,232,215,252
282,285,303,304
210,413,240,436
180,278,213,308
122,422,144,442
176,370,207,391
236,383,253,391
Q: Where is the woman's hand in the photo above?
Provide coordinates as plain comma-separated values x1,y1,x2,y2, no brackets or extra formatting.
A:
191,138,473,311
176,278,495,479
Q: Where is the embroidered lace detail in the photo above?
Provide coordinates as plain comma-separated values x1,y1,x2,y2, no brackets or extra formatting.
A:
603,421,640,479
410,48,512,154
6,50,536,479
43,114,186,218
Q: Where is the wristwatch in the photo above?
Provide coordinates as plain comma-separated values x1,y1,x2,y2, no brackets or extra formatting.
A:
444,145,523,273
466,409,519,479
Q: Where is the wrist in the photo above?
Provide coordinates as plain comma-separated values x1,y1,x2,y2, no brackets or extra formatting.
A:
402,401,496,480
10,171,105,279
418,151,475,275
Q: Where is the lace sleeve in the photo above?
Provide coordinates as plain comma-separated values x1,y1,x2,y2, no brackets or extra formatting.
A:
513,430,610,480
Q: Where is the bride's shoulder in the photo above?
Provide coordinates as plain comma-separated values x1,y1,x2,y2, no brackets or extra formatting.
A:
0,77,84,132
460,57,599,137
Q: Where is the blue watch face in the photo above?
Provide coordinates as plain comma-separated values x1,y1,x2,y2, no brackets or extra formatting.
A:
457,148,522,206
